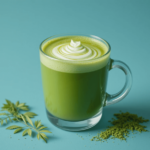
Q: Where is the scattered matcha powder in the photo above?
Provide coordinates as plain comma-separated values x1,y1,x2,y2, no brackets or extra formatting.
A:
91,112,149,141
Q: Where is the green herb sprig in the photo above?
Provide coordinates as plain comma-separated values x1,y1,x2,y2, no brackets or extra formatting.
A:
0,99,51,143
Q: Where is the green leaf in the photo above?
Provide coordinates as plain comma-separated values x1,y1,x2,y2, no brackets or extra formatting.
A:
1,120,3,125
15,101,19,106
24,112,37,118
39,134,47,143
25,115,33,126
20,106,29,111
0,113,7,116
20,115,27,124
37,133,40,140
12,118,17,121
5,119,7,124
22,129,29,136
2,106,8,109
16,115,21,118
34,120,38,127
40,133,48,139
36,121,42,128
39,126,47,130
5,99,11,105
40,130,52,133
14,128,23,134
17,103,25,107
27,129,32,137
8,117,12,122
6,125,22,130
0,109,6,111
3,104,8,107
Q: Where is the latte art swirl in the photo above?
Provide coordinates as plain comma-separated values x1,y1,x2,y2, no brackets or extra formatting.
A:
52,40,101,60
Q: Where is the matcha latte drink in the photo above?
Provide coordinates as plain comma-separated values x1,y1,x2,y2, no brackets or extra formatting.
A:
40,34,132,131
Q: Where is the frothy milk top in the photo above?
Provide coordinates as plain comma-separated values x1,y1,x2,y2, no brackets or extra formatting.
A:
40,36,110,73
51,39,101,60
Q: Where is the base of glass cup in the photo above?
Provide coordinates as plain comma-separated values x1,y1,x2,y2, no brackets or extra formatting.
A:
46,109,102,131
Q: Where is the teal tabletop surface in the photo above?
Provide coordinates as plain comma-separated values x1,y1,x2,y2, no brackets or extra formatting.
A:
0,0,150,149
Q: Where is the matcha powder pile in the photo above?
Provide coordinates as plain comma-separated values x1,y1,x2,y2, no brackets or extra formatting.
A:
91,112,149,142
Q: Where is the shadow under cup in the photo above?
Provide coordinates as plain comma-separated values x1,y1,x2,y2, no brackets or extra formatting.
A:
39,34,132,131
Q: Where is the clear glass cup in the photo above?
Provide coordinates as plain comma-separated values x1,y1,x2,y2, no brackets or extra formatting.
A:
39,34,132,131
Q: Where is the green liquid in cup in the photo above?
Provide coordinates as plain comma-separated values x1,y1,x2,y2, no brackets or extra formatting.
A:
40,36,110,121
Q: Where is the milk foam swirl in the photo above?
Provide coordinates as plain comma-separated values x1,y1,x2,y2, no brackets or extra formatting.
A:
52,40,101,60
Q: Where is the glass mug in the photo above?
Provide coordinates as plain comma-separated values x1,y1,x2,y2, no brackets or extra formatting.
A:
39,34,132,131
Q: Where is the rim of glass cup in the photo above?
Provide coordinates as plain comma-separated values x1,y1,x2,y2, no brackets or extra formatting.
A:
39,34,111,62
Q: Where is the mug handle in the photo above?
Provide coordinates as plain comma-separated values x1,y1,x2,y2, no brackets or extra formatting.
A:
104,59,133,106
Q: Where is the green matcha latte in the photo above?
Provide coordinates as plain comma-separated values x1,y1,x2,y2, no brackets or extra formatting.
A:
40,35,110,121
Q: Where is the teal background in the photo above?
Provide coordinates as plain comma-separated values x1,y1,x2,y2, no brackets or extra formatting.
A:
0,0,150,149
